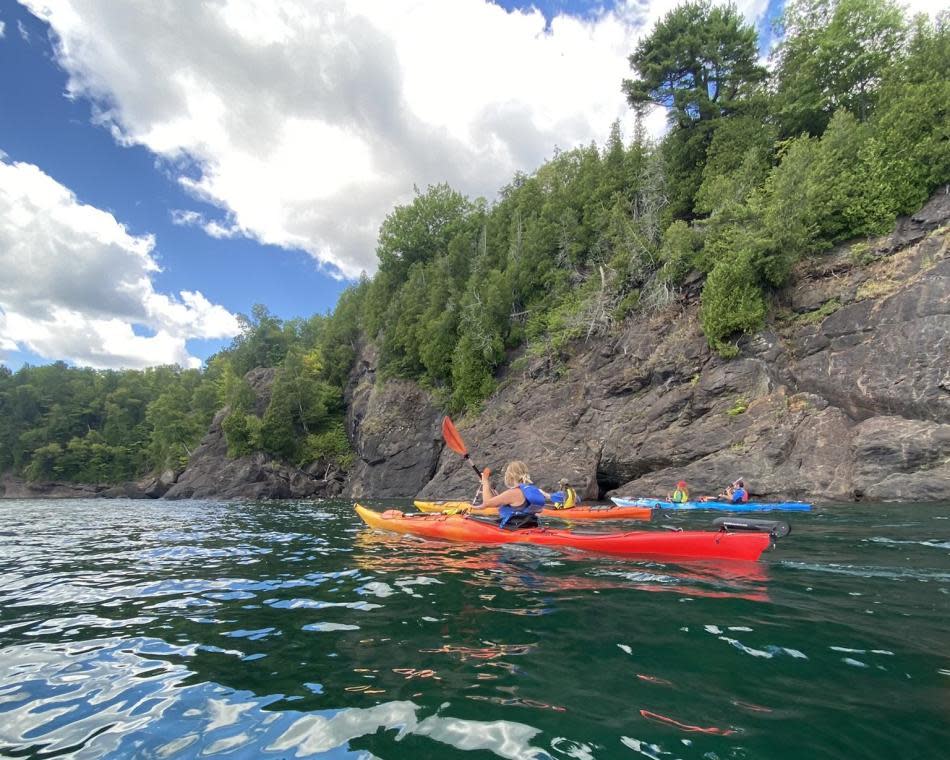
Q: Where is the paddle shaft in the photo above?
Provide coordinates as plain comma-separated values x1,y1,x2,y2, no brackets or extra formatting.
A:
463,454,481,478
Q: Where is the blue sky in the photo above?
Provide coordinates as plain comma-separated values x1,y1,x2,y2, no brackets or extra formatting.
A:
0,0,794,371
1,4,348,370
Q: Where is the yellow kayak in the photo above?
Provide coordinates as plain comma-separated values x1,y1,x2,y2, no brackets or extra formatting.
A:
415,500,475,513
413,500,653,521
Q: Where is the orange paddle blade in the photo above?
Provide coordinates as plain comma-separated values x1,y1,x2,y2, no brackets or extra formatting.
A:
441,416,468,456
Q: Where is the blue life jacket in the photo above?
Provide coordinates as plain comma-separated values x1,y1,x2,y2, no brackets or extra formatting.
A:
498,484,546,528
731,487,747,504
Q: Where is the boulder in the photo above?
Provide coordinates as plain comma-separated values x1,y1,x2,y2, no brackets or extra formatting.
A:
851,417,950,501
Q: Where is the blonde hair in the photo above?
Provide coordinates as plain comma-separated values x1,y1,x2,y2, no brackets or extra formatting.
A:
503,460,533,488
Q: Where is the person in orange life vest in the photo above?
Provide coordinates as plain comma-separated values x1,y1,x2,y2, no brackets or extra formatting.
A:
668,480,689,503
480,461,548,528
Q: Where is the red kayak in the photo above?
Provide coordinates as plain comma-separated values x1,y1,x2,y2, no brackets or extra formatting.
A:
355,505,774,561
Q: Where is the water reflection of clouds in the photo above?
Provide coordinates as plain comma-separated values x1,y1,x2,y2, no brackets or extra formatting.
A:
266,598,381,611
415,714,546,760
0,636,550,758
5,570,379,620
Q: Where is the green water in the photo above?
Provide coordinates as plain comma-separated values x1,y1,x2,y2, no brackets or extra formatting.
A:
0,499,947,759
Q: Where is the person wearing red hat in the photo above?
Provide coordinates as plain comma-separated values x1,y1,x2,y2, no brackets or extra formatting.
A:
668,480,689,503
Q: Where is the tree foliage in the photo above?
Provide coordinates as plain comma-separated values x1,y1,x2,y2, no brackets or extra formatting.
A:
623,0,765,127
0,364,220,482
623,1,766,218
772,0,908,136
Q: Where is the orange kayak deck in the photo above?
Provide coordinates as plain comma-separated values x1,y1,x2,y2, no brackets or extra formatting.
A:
358,506,771,561
413,500,653,521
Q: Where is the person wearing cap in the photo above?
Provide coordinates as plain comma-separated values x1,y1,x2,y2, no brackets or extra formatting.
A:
668,480,689,503
551,478,577,509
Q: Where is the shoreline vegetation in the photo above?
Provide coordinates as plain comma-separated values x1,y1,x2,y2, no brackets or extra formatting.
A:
2,1,947,500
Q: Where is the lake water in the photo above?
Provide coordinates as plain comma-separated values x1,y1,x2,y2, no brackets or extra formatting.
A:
0,499,947,759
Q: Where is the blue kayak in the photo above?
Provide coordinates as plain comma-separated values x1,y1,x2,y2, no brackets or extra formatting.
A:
610,497,812,512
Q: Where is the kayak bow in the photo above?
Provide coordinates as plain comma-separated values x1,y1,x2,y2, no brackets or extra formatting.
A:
414,500,653,521
356,505,774,561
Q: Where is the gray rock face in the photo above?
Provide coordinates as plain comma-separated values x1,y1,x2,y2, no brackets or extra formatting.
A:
851,417,950,501
141,469,180,498
419,190,950,504
342,344,443,499
0,474,109,499
789,257,949,423
245,367,278,416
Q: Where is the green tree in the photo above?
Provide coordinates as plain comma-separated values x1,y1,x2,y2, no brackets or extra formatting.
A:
380,263,430,377
146,382,203,469
222,412,261,458
229,304,292,374
865,14,950,214
750,135,820,285
316,280,367,390
657,220,699,284
623,0,765,127
279,347,336,435
376,184,473,283
699,251,767,355
24,443,62,481
624,2,764,218
773,0,907,136
806,110,893,244
695,116,776,214
0,367,14,471
260,383,296,460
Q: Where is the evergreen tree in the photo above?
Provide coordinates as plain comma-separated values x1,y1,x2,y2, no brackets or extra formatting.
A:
623,0,765,217
623,1,765,127
773,0,907,137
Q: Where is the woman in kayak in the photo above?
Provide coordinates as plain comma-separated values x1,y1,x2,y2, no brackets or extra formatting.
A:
480,461,548,528
668,480,689,503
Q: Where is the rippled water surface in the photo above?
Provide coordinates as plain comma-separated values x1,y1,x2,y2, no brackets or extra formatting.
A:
1,499,947,759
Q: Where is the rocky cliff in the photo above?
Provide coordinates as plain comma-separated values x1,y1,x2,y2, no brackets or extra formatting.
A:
409,190,949,504
163,368,346,500
155,191,949,503
342,344,444,499
7,193,945,504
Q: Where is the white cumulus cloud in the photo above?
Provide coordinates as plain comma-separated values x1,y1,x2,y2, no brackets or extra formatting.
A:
18,0,780,279
0,158,240,369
